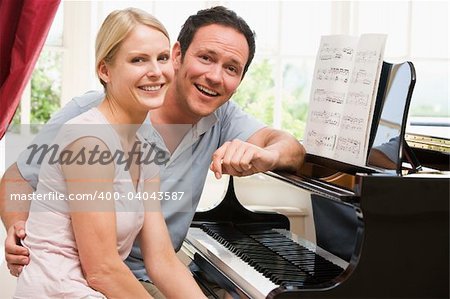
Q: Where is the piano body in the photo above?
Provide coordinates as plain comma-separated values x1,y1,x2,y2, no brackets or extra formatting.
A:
182,61,450,298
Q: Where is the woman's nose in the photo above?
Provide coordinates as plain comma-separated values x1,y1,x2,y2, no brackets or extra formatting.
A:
146,62,162,78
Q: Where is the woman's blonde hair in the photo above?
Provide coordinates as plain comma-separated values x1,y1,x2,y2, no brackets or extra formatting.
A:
95,8,169,88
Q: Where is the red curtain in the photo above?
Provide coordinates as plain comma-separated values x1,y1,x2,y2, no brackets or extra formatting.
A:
0,0,60,139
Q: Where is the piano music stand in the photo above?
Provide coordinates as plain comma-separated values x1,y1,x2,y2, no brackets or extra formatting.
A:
368,61,417,174
306,61,419,175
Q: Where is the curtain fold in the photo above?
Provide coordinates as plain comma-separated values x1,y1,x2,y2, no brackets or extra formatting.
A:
0,0,61,139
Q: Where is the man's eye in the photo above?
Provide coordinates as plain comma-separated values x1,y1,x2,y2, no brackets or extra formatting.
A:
227,66,238,73
200,55,210,61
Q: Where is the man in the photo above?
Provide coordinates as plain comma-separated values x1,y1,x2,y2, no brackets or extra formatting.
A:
1,6,305,296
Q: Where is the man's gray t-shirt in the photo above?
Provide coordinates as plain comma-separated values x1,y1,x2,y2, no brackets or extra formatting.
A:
16,90,265,281
372,136,400,163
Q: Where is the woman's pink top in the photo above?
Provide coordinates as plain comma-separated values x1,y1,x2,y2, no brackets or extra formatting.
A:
14,108,157,298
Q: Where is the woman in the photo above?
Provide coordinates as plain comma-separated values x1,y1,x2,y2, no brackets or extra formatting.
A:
14,8,206,299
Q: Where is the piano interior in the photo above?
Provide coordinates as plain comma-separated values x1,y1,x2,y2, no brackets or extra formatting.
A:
181,61,450,298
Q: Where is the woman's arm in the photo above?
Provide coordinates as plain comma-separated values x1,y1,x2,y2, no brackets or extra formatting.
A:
139,178,206,299
63,137,151,299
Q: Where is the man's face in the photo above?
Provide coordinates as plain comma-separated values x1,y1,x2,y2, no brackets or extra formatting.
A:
172,24,249,120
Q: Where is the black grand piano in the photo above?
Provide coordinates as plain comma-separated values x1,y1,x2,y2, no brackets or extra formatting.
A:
182,61,450,299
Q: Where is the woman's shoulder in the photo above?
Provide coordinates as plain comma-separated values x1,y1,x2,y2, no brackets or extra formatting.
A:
53,108,115,151
64,107,107,125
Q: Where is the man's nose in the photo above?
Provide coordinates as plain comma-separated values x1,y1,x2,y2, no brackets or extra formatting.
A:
205,64,222,84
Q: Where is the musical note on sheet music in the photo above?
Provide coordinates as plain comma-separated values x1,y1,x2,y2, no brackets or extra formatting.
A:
351,69,373,85
319,43,354,62
307,130,336,150
313,89,345,104
346,91,369,106
316,67,350,83
355,50,378,63
310,110,341,126
336,137,361,155
341,115,364,131
304,34,387,166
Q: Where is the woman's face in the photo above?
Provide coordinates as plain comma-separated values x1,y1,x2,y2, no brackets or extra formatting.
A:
99,24,174,113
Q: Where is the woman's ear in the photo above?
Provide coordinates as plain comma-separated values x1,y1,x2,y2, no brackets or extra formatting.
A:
97,61,110,84
172,42,182,71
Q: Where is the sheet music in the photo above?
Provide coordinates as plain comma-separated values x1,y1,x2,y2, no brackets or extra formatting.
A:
304,34,386,166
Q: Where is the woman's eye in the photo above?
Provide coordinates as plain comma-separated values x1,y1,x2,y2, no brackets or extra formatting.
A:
158,54,170,62
131,57,145,63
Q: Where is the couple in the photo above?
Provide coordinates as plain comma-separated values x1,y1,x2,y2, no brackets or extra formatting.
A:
1,6,305,299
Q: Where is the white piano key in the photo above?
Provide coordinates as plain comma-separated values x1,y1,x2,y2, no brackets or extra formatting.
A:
184,228,279,299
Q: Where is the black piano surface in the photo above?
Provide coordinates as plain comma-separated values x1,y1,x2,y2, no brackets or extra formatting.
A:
183,167,449,299
182,60,449,298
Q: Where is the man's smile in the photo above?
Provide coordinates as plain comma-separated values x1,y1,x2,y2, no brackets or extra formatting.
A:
195,83,219,96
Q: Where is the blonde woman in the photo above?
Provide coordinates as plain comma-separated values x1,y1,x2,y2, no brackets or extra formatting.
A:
14,8,205,299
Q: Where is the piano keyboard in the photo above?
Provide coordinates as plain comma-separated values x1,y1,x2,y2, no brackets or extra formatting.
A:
183,224,348,299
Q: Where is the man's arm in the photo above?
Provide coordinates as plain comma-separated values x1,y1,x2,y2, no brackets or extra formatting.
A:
210,127,305,178
0,163,32,228
248,127,306,172
367,148,397,169
0,163,32,276
367,136,400,170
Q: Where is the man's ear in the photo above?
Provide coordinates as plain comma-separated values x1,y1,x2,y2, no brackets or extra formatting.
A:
97,61,110,84
172,42,182,71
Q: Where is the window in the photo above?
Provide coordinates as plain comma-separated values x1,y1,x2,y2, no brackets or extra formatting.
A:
227,1,448,139
13,1,449,136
